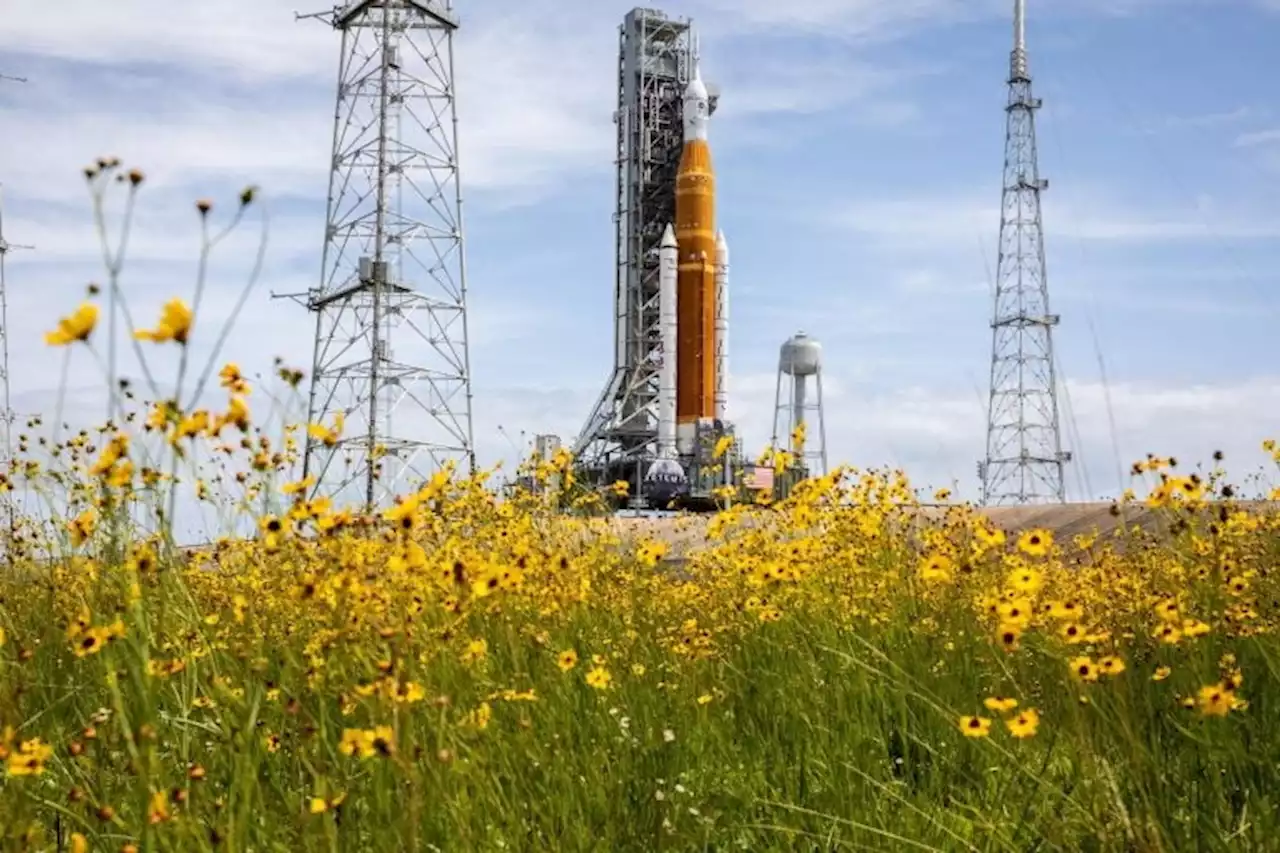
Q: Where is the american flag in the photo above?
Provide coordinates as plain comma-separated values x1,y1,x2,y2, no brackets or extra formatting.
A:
744,466,774,490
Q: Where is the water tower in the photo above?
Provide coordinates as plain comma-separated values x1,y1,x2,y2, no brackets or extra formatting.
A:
771,331,828,478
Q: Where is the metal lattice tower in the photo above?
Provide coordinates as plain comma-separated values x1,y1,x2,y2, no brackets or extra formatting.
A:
0,73,28,538
575,8,711,480
980,0,1070,506
0,186,31,535
289,0,474,512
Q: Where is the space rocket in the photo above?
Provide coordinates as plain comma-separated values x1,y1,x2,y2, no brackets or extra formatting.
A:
657,55,728,462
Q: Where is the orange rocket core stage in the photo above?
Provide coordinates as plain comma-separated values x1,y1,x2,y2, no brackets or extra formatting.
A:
674,137,718,424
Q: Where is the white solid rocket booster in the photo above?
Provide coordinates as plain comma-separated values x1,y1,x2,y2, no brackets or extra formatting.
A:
658,223,679,458
714,229,728,422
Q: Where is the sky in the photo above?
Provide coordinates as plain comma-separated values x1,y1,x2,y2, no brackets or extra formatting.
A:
2,0,1280,536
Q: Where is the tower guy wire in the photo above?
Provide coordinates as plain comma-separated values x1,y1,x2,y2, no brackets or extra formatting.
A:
980,0,1071,506
277,0,475,513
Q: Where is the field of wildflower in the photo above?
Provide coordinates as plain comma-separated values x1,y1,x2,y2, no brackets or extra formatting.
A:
2,166,1279,852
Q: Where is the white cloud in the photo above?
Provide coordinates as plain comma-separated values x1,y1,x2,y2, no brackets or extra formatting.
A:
1234,128,1280,148
695,0,964,38
1142,106,1261,132
0,3,614,206
830,190,1280,247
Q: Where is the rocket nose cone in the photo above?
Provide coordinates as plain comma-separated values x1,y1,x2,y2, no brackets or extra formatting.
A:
685,60,708,100
661,223,677,247
715,230,727,249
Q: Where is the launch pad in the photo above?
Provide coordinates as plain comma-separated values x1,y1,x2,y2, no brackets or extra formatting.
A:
574,7,744,511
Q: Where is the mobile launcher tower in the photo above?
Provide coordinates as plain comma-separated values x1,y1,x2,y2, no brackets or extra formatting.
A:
574,7,739,511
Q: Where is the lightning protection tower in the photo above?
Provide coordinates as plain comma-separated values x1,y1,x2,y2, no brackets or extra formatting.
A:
0,185,33,538
574,8,709,485
295,0,474,513
980,0,1070,506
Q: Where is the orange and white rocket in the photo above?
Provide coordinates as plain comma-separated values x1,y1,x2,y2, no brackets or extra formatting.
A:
657,55,728,459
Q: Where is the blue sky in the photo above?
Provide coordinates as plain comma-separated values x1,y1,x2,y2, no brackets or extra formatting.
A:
2,0,1280,533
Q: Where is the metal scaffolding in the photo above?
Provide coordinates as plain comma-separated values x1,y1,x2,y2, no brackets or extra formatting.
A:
574,8,697,481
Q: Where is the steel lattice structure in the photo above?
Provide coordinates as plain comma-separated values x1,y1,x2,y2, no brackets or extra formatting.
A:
574,8,701,480
0,184,32,538
980,0,1071,506
293,0,474,512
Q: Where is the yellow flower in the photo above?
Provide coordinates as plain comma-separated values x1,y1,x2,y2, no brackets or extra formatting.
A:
636,540,668,567
72,626,112,658
1008,567,1044,595
338,728,371,757
1182,618,1211,638
308,412,345,447
310,792,346,814
1069,656,1099,683
1098,655,1126,677
996,623,1021,652
44,302,99,345
918,553,954,583
219,361,250,394
1197,683,1236,717
67,508,98,546
996,599,1032,628
460,638,488,666
1060,622,1087,644
958,715,992,738
6,738,53,776
1152,666,1172,682
135,297,193,344
1016,528,1052,557
557,649,578,672
585,666,612,690
974,521,1006,547
148,789,171,824
1005,708,1040,739
983,696,1018,713
463,702,492,730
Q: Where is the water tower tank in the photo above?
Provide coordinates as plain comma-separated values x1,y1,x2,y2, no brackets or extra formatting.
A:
780,331,822,377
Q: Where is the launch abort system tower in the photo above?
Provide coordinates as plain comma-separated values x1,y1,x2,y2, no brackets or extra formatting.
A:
290,0,475,513
575,7,736,508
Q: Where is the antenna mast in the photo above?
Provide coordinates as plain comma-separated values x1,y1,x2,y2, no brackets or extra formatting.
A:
980,0,1071,505
280,0,475,513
